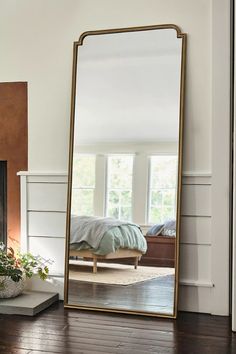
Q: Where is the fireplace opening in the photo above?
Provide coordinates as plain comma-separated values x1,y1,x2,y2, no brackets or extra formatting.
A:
0,161,7,246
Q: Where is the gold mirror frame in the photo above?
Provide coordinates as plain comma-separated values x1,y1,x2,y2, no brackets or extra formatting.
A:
64,24,186,318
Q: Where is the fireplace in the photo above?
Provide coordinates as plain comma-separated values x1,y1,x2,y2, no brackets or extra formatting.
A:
0,82,28,248
0,161,7,246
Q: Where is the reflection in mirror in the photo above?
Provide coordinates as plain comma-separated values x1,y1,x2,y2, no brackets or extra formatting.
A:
65,26,186,318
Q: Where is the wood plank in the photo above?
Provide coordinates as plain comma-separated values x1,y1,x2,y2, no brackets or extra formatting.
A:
0,303,235,354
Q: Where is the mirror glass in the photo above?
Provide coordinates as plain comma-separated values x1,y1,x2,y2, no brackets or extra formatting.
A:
65,26,185,317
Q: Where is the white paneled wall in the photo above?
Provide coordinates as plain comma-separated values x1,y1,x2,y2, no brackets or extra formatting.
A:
18,171,215,312
179,174,213,312
18,172,68,299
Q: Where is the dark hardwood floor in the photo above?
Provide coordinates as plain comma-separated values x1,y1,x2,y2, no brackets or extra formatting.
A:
68,274,175,315
0,301,235,354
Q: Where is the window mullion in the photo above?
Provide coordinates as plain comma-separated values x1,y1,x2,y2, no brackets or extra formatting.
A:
132,153,149,224
94,155,106,216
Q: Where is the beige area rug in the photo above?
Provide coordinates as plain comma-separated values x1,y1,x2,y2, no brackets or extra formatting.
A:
69,260,175,286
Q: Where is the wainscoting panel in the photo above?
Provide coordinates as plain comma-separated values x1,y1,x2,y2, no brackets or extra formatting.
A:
179,244,211,282
180,216,211,245
181,184,211,216
18,171,214,312
28,183,67,212
178,286,212,313
28,211,66,237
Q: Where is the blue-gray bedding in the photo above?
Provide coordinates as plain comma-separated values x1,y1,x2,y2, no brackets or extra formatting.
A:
70,216,147,256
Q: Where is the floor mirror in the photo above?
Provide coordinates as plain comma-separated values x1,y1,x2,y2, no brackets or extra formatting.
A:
64,24,186,318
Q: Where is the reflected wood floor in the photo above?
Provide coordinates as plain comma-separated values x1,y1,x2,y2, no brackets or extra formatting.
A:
0,301,235,354
68,274,175,315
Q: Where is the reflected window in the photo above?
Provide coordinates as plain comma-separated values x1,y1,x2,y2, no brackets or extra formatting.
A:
72,154,96,216
106,155,133,221
148,155,178,224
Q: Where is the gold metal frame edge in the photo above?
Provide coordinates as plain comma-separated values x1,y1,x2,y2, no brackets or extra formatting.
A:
78,24,185,45
64,24,187,320
64,303,177,319
174,30,187,319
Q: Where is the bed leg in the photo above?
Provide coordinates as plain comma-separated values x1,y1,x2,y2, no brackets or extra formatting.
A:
134,257,139,270
93,257,97,273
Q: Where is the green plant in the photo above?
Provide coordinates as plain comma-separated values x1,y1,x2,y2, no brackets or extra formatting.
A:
0,243,51,282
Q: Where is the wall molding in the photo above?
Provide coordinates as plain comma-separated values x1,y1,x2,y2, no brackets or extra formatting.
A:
179,279,214,288
18,170,212,186
182,173,212,186
17,171,68,176
18,170,212,177
182,171,212,177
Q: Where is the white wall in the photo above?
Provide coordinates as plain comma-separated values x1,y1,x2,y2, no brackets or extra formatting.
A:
0,0,211,173
1,0,231,315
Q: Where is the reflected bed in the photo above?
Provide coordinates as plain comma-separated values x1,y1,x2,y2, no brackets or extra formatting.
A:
70,216,147,273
